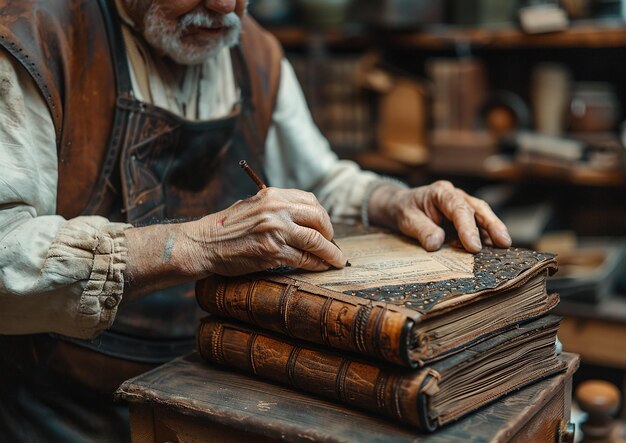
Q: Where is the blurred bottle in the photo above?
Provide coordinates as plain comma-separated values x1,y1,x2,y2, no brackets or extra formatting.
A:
531,63,572,136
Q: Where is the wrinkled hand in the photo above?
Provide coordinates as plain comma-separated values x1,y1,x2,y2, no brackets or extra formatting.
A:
190,188,346,276
369,181,512,253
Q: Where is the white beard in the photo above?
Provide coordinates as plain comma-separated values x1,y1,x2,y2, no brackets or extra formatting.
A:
142,6,242,65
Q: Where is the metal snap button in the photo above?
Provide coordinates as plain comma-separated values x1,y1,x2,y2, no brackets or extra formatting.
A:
104,296,119,309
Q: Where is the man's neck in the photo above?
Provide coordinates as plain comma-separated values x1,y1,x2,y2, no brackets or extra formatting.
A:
160,57,190,86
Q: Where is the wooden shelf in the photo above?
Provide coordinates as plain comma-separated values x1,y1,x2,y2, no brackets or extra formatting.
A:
351,151,626,187
266,26,371,48
387,20,626,49
483,154,626,187
267,20,626,49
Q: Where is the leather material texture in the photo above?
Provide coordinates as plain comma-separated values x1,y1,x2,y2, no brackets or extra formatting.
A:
0,0,118,218
0,0,283,219
0,0,283,360
197,315,566,431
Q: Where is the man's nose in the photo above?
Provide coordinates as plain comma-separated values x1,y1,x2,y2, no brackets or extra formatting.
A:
203,0,237,14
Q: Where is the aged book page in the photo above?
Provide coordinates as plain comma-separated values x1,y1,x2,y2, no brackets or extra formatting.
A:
292,233,475,291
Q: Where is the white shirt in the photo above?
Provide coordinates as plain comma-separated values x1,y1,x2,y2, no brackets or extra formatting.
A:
0,12,383,339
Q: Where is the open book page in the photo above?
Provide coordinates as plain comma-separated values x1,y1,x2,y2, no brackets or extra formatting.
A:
291,233,475,292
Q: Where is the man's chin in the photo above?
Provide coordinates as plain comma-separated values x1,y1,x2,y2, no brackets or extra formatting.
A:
164,45,224,65
166,31,240,65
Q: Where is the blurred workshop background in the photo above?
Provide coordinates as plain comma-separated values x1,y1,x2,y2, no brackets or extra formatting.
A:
250,0,626,439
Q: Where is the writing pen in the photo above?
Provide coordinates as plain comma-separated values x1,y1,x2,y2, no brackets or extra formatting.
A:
239,160,350,267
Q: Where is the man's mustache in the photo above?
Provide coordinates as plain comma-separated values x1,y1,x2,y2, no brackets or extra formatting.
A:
177,10,241,33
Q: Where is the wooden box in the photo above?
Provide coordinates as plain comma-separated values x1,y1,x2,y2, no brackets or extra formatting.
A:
116,353,579,443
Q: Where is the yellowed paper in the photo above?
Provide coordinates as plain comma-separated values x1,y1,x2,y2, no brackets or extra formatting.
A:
292,233,475,291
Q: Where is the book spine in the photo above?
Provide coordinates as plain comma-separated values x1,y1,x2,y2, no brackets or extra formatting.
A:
196,277,413,367
197,318,437,431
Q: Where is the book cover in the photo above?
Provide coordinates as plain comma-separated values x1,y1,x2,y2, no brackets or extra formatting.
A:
196,232,558,367
197,315,565,432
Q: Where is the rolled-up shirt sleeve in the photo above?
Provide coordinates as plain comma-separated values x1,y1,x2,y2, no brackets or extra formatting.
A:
0,51,131,339
264,59,392,225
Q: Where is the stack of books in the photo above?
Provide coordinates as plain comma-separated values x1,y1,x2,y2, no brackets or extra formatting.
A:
195,231,565,432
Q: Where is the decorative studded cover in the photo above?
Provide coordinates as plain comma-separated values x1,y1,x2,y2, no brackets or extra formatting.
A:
196,232,559,368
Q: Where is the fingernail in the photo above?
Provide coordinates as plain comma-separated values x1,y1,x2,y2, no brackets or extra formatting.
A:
470,235,482,251
425,234,440,250
500,230,512,244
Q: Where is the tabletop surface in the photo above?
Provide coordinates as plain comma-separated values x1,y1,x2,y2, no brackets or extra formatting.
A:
117,352,578,443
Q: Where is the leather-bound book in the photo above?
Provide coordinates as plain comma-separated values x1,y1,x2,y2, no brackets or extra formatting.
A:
196,232,558,368
197,315,565,432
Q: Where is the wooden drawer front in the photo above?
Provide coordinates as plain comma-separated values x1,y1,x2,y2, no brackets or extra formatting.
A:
130,404,279,443
510,378,571,443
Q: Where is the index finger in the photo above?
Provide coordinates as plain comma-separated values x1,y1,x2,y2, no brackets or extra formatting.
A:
285,225,347,269
260,188,335,241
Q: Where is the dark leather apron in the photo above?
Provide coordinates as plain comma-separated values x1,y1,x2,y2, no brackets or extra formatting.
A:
58,1,267,365
0,3,279,441
0,83,266,443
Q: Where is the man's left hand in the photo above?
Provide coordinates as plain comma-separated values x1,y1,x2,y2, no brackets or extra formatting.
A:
368,181,512,253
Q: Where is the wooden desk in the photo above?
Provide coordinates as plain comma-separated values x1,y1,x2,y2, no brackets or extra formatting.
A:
116,353,578,443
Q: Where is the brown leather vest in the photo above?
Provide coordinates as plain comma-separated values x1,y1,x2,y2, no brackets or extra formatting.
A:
0,1,283,362
0,0,281,217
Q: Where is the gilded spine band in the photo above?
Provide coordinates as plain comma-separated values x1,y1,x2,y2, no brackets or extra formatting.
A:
196,277,410,366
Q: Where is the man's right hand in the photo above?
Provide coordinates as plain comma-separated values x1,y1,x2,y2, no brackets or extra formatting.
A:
123,188,346,301
187,187,347,276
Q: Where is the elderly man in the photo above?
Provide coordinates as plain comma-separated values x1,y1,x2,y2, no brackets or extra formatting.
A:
0,0,511,440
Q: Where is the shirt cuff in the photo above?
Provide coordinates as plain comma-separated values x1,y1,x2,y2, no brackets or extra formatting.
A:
43,217,132,338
